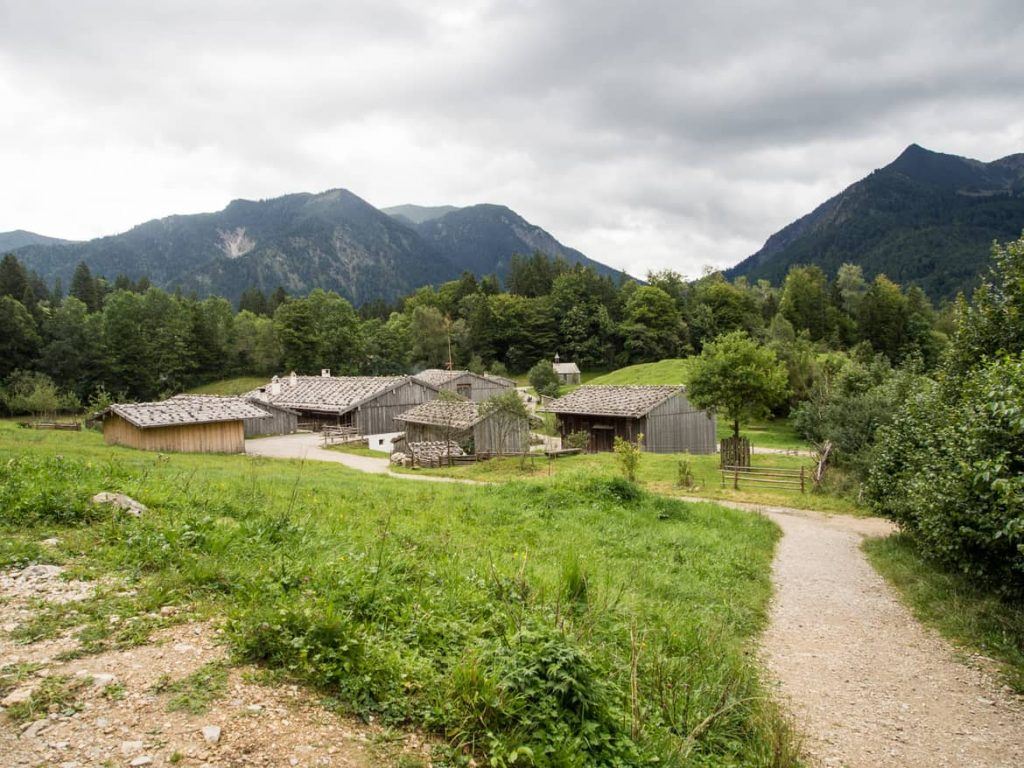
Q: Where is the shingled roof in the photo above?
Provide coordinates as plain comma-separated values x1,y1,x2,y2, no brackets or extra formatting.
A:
103,396,270,429
395,399,482,430
250,375,426,414
553,361,581,375
543,385,682,418
414,368,469,387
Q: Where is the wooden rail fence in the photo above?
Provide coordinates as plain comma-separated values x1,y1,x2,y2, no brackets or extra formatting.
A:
720,464,806,492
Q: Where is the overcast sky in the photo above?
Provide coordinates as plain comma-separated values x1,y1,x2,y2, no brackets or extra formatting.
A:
2,1,1023,278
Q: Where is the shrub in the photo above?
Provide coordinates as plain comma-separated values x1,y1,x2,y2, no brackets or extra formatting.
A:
868,356,1024,595
563,430,589,451
613,433,643,483
1,371,80,416
527,360,560,398
676,458,695,488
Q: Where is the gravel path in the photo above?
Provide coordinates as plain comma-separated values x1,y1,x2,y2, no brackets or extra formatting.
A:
725,501,1024,768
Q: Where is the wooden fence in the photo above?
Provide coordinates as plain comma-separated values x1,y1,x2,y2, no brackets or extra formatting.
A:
18,421,81,431
720,464,806,492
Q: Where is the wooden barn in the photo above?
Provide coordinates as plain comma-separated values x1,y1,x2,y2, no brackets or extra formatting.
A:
543,385,716,454
552,354,581,385
415,369,514,402
249,372,439,439
394,398,530,455
168,395,299,438
99,398,271,454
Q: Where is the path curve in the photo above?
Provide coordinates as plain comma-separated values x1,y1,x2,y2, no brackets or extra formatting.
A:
246,435,1024,766
721,501,1024,768
245,432,482,484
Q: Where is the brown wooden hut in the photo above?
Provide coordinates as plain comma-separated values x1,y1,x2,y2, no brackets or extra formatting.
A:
248,372,438,438
414,369,514,402
99,398,270,454
395,398,529,455
543,385,715,454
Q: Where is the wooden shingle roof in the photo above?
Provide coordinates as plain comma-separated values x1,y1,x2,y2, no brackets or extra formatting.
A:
250,375,427,414
553,361,581,375
543,385,682,418
414,369,470,387
104,396,270,429
395,399,482,430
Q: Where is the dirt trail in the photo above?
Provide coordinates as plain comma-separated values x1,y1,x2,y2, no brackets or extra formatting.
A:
723,501,1024,768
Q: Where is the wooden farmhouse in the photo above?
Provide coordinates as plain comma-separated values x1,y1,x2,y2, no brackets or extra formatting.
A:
394,398,530,455
168,395,299,438
249,372,438,439
543,385,716,454
99,397,271,454
552,354,581,385
415,369,514,402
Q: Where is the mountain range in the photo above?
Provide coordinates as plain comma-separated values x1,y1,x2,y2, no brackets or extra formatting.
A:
6,192,621,305
728,144,1024,298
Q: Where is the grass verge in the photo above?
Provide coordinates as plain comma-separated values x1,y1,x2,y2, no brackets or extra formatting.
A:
187,376,268,396
398,450,861,515
0,421,799,766
864,534,1024,692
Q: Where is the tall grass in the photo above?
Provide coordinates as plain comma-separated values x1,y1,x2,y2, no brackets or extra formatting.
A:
0,422,799,766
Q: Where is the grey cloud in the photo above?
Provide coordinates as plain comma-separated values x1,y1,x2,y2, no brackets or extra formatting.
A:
1,0,1023,277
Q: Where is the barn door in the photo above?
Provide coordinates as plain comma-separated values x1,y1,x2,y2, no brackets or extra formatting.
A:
592,426,615,452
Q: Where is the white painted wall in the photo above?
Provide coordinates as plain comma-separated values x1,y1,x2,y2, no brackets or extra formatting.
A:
366,432,402,453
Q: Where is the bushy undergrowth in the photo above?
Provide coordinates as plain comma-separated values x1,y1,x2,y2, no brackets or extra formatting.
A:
0,427,796,767
868,357,1024,596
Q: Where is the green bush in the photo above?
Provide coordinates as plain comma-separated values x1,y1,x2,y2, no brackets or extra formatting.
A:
528,360,561,398
613,433,643,483
562,430,589,451
1,371,81,416
868,356,1024,595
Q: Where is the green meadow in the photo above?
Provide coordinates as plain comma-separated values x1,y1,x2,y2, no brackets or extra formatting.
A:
0,422,799,767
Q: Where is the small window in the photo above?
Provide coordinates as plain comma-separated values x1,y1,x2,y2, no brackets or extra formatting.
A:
457,383,472,398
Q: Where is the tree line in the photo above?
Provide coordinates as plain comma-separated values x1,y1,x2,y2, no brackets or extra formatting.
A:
1,248,949,411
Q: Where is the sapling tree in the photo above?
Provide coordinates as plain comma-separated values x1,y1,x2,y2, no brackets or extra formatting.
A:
686,331,789,438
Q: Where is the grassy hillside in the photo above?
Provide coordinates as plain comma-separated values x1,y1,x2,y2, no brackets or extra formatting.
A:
588,359,693,385
0,422,798,766
187,376,267,396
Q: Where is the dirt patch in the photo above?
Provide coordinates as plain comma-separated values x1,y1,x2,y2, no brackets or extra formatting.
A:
1,564,433,767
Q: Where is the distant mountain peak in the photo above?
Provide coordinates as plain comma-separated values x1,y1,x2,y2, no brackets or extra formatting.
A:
11,188,621,304
727,144,1024,299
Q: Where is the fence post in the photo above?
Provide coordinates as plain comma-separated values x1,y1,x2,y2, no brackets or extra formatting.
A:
733,466,739,490
800,466,805,493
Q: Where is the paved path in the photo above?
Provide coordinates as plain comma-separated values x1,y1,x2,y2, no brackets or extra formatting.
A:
245,432,481,484
246,435,1024,766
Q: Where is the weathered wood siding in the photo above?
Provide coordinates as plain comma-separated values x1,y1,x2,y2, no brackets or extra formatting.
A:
435,373,513,402
555,392,715,455
473,416,529,454
354,379,438,435
556,414,641,452
644,391,716,454
401,414,529,454
103,414,246,453
243,403,298,437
